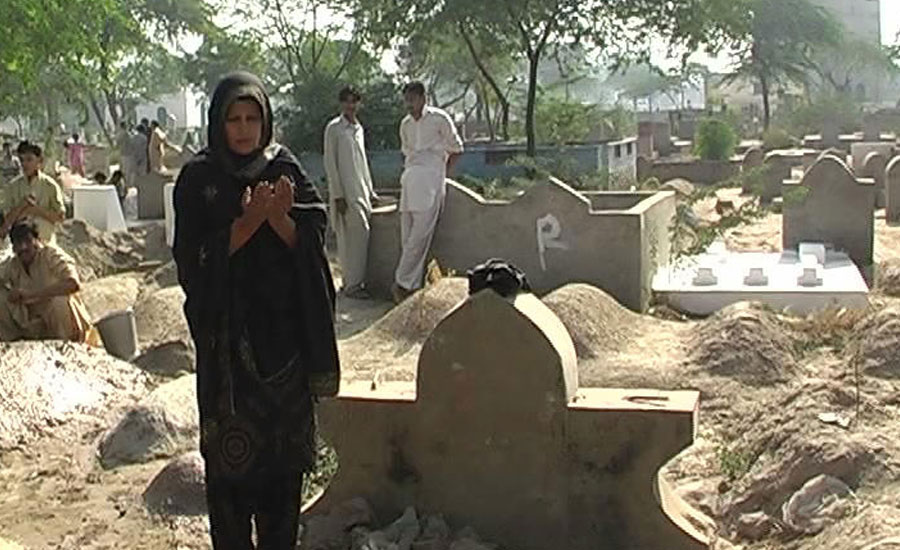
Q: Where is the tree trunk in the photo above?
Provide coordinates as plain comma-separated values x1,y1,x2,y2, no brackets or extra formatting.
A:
525,53,540,157
89,94,115,145
458,22,510,140
760,74,771,130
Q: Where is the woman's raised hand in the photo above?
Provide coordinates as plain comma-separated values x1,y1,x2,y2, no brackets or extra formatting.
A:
269,176,294,220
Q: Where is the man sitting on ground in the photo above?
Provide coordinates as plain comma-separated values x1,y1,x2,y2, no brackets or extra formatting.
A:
0,141,66,244
0,221,94,343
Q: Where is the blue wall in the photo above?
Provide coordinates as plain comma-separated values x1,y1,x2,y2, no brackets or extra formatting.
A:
300,139,637,189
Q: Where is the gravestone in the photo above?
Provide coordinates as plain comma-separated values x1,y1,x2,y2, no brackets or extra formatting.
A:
886,157,900,224
755,152,795,202
652,121,674,157
863,115,881,142
851,142,894,173
305,290,704,550
136,171,174,219
862,151,888,209
782,155,874,270
742,147,764,173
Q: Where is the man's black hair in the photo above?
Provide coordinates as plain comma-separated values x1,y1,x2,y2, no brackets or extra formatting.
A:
16,141,42,157
403,81,426,97
9,220,38,245
338,86,362,102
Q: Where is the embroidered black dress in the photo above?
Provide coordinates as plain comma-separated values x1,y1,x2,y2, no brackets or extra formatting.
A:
173,72,339,550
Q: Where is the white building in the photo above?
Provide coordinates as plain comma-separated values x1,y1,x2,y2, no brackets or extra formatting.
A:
134,88,207,130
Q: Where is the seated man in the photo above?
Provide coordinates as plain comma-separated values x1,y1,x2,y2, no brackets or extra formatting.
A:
0,221,94,343
0,141,66,244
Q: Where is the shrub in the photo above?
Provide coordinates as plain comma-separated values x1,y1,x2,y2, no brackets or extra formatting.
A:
694,118,738,161
761,128,795,151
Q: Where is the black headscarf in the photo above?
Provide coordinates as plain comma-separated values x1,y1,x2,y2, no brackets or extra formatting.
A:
206,71,282,182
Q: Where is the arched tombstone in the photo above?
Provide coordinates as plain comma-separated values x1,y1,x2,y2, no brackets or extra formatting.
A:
886,156,900,224
305,290,704,550
862,151,888,209
782,155,874,270
757,151,795,202
741,147,765,194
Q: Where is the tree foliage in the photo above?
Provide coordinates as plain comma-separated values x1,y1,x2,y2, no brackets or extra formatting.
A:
353,0,747,156
694,117,737,161
725,0,841,130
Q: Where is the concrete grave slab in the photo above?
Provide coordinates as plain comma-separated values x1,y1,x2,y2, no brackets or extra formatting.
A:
653,248,869,316
887,156,900,224
304,290,704,550
782,155,874,271
366,179,675,312
862,151,889,209
72,185,127,232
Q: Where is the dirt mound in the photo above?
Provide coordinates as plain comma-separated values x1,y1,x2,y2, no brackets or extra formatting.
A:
339,278,469,384
133,286,190,348
543,284,643,358
370,278,469,343
688,302,796,384
79,273,141,322
0,341,149,450
56,220,171,282
851,305,900,378
143,452,207,516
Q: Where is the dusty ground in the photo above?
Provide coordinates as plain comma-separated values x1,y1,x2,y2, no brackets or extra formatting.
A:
4,195,900,550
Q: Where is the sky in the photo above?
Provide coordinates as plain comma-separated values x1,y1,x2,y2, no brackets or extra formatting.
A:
185,0,900,76
884,0,900,45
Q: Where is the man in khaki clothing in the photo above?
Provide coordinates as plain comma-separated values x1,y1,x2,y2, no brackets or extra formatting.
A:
0,141,65,244
0,221,93,342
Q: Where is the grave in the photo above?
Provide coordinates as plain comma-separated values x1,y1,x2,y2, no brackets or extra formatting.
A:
851,142,894,173
887,156,900,224
782,155,874,272
304,289,705,550
135,171,174,220
71,185,127,232
741,147,763,173
861,151,888,209
637,121,655,158
652,244,869,316
365,178,676,312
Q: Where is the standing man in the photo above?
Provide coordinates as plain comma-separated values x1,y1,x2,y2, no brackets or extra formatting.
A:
131,121,150,179
0,141,66,245
324,86,379,299
392,81,463,302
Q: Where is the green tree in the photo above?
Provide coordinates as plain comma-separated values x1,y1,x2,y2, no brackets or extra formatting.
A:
694,117,737,161
726,0,841,130
354,0,747,157
183,29,268,95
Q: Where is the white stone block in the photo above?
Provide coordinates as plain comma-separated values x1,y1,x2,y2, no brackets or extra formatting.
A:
72,185,127,233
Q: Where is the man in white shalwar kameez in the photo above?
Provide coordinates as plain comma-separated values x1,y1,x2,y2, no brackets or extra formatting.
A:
324,86,379,298
392,81,463,302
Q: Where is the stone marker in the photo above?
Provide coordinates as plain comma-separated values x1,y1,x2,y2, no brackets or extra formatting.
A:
741,147,764,173
305,290,704,550
636,155,652,182
862,151,888,209
863,115,881,142
887,157,900,224
851,142,894,173
782,155,874,270
637,122,655,159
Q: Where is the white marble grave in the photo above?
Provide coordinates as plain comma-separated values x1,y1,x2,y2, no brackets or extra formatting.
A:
72,185,127,232
652,242,868,316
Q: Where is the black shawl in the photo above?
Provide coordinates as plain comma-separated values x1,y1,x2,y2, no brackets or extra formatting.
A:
173,72,339,479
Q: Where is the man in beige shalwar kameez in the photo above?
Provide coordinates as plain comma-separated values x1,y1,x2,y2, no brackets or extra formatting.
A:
0,221,93,342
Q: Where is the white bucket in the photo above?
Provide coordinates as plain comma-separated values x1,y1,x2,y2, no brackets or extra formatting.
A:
96,308,139,361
